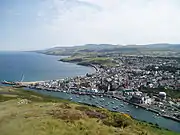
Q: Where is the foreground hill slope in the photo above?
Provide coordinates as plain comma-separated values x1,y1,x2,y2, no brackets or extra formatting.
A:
0,86,179,135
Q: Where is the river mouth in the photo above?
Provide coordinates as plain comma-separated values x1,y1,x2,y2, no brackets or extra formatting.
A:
24,87,180,133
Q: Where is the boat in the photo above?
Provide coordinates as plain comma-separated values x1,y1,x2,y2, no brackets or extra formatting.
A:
100,98,105,102
153,113,160,118
111,101,115,104
95,101,99,104
126,110,130,112
91,95,96,98
113,106,118,110
120,103,124,107
78,101,82,103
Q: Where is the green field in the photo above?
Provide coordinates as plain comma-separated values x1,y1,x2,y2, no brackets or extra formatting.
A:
0,86,179,135
60,56,117,67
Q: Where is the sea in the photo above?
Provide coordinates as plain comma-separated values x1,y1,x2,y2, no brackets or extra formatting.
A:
0,51,180,133
0,51,94,82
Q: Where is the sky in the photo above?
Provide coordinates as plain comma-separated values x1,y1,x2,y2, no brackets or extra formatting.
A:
1,0,180,51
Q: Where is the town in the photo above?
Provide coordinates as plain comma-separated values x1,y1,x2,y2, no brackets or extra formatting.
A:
3,55,180,122
24,55,180,122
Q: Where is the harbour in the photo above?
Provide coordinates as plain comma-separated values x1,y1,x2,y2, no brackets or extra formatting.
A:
22,87,180,133
2,80,180,124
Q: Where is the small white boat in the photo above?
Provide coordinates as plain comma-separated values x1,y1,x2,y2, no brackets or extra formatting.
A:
100,98,105,102
120,104,124,107
113,106,118,110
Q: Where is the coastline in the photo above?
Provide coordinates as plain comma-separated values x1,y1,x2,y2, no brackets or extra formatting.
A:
2,79,180,124
1,53,180,132
1,56,180,124
59,59,99,72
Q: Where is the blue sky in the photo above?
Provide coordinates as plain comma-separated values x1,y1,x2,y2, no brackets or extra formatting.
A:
1,0,180,51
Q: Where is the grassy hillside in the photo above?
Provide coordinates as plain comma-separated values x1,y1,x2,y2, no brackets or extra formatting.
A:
60,56,117,67
38,44,119,56
38,44,180,57
0,86,179,135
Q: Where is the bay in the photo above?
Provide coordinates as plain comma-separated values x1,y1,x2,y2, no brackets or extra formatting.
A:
0,51,94,82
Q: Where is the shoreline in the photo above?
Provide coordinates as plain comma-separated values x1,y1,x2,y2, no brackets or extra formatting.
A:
2,80,180,123
1,55,180,128
25,87,180,123
59,59,99,72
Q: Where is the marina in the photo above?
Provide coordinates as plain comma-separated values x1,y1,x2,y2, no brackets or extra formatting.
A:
22,87,180,133
2,80,180,124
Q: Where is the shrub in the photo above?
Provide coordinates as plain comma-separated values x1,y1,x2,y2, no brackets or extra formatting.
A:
75,105,91,111
85,110,107,119
47,108,82,122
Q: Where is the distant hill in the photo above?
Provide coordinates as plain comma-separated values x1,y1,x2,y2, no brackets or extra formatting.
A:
37,44,119,56
145,43,180,48
37,43,180,56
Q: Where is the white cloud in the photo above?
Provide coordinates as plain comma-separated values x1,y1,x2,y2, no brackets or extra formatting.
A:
38,0,180,46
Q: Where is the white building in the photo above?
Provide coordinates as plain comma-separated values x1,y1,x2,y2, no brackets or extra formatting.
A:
159,92,166,100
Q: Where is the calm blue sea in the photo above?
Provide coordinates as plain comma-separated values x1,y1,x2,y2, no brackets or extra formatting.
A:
0,52,94,82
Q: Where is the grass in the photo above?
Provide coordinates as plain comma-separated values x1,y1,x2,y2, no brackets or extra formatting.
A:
0,86,179,135
60,56,117,67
